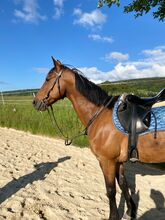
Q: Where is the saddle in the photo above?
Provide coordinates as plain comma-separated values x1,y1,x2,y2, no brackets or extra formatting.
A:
117,88,165,162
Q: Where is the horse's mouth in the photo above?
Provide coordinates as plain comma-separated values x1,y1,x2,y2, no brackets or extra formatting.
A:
33,99,48,111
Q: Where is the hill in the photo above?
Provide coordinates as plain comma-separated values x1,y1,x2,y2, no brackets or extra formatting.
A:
2,77,165,97
2,89,39,96
100,77,165,96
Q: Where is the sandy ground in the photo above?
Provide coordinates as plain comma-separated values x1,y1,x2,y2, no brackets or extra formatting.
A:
153,101,165,107
0,127,165,220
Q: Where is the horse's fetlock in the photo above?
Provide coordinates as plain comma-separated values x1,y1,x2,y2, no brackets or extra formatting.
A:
109,213,120,220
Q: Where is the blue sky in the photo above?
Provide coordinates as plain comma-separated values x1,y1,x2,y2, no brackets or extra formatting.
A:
0,0,165,91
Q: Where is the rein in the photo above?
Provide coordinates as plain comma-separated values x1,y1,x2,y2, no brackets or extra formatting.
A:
47,105,87,146
47,96,114,146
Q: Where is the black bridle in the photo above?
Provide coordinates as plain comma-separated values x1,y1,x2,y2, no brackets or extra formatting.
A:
41,67,83,145
43,69,64,104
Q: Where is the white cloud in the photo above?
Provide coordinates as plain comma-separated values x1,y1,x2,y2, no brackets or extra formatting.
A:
79,65,140,83
34,67,49,74
142,49,163,57
80,46,165,83
53,0,64,8
105,52,129,62
14,0,47,24
88,34,113,43
141,48,165,65
73,8,107,28
73,8,82,16
53,0,65,19
79,67,107,84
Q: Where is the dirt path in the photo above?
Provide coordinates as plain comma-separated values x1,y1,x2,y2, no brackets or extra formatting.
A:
0,127,165,220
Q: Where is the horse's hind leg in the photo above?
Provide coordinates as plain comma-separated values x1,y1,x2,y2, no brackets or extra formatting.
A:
99,159,119,220
116,163,136,219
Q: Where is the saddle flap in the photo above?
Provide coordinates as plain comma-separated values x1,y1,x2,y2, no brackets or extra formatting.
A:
117,94,151,134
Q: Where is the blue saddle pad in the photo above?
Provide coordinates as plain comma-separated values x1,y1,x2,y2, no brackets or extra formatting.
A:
113,99,165,136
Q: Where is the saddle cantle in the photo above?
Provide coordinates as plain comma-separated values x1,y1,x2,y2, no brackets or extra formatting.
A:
125,88,165,106
117,88,165,162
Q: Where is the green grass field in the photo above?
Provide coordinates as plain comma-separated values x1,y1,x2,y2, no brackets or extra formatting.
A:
100,77,165,96
0,97,88,147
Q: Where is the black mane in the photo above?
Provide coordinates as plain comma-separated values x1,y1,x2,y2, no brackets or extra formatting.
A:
70,67,118,109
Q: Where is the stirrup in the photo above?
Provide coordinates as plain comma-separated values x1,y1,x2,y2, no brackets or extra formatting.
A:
129,148,139,163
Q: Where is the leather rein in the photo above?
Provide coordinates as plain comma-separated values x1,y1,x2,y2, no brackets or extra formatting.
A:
42,68,114,146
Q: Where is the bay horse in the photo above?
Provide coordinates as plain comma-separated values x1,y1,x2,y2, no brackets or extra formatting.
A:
33,57,165,220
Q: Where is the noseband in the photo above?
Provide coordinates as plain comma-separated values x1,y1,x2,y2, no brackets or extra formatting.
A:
43,69,64,105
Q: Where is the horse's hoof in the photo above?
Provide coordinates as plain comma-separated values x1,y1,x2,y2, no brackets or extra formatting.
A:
122,213,134,220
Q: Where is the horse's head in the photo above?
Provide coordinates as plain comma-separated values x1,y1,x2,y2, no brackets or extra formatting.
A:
33,57,67,111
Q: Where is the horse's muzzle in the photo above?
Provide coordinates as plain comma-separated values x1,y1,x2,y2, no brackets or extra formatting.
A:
33,99,48,111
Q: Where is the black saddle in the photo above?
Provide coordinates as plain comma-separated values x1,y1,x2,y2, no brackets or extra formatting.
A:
117,88,165,162
126,88,165,106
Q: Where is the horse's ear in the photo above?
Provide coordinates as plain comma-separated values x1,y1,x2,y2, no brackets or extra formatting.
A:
51,56,56,67
57,60,61,65
56,60,62,72
51,57,62,71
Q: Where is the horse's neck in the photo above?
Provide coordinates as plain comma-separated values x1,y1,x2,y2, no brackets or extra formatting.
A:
66,91,99,126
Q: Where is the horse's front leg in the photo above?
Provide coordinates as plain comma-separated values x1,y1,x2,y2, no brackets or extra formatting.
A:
116,163,136,219
99,159,119,220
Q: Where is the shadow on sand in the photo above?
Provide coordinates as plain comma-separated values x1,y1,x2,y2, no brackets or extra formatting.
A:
0,156,71,204
138,189,165,220
118,162,165,220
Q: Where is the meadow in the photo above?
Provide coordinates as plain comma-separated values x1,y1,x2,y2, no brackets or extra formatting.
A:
0,95,88,147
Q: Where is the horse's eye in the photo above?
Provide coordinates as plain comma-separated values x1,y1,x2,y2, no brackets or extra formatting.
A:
46,77,49,82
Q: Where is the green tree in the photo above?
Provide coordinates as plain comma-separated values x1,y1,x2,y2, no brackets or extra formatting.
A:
98,0,165,21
